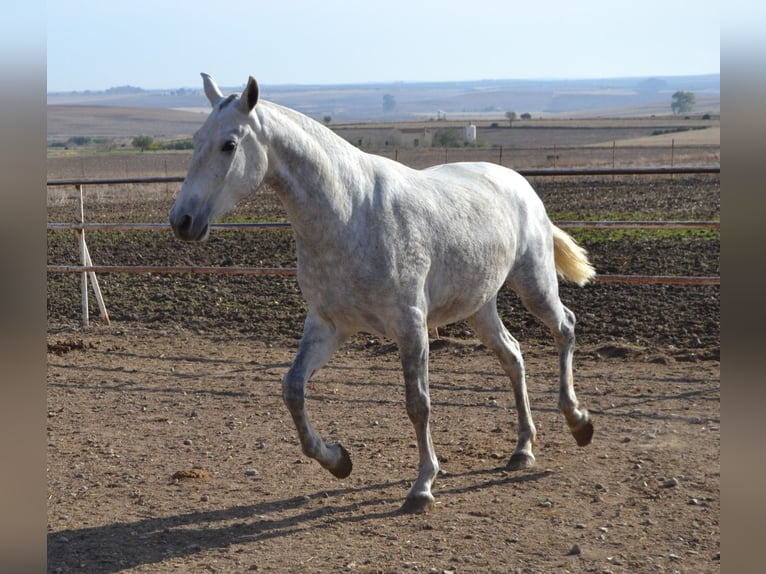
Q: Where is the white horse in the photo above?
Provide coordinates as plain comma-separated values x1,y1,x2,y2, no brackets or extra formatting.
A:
169,74,596,513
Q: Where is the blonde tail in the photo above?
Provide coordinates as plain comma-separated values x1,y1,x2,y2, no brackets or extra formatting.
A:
552,225,596,286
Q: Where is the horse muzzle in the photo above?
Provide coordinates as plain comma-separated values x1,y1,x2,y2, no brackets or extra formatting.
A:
169,210,210,241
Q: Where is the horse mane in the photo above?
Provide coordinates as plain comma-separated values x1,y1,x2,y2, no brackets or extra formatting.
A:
258,100,364,160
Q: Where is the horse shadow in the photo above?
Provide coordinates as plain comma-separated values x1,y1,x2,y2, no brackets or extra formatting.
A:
47,467,550,572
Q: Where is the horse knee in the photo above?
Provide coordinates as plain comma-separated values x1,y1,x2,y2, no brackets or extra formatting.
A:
405,389,431,423
282,377,305,414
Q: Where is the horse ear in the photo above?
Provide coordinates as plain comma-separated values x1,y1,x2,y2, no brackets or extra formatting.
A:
201,73,223,107
240,76,259,113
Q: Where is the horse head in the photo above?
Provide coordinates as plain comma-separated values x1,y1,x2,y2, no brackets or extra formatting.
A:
169,73,266,241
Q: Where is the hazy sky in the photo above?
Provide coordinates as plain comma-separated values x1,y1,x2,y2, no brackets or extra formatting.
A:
47,0,720,92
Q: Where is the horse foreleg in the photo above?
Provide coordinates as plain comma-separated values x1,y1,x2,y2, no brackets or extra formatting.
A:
397,315,440,514
282,313,352,478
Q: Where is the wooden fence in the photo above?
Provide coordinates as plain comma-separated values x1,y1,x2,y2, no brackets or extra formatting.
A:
47,167,720,325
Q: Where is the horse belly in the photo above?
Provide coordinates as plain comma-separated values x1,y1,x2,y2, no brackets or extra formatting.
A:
425,262,510,327
296,266,399,336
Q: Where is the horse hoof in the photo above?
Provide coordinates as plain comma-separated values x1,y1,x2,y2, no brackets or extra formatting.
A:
401,495,434,514
572,419,594,447
507,451,536,470
328,444,353,478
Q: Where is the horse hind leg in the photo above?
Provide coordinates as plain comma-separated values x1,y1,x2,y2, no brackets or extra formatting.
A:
282,313,352,479
555,305,594,446
510,273,594,448
467,299,537,470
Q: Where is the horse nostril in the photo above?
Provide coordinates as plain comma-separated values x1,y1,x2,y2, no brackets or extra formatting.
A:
179,214,193,233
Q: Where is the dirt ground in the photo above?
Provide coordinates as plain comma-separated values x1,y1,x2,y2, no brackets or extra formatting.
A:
46,327,720,573
47,159,719,572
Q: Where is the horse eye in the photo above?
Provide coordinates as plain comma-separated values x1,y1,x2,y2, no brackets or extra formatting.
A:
221,140,237,153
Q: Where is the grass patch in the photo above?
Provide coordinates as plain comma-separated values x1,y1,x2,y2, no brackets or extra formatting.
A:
550,210,720,223
568,227,719,244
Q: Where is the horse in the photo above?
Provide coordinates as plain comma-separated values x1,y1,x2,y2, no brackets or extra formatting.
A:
169,73,596,514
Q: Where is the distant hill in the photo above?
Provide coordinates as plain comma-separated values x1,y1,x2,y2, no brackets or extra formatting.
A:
48,74,719,123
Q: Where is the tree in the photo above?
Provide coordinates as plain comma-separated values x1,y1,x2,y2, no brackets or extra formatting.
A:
382,94,396,113
432,128,463,148
132,135,154,152
671,91,696,114
505,111,517,127
67,136,92,146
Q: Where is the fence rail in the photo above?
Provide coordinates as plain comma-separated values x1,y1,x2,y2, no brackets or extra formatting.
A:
46,265,719,286
47,167,720,325
47,220,721,233
45,165,720,188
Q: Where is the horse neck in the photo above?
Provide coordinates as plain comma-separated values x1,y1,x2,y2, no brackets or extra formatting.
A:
259,103,369,232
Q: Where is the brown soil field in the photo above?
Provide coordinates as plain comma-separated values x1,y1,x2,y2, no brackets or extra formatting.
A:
47,105,719,172
47,149,719,572
47,106,208,142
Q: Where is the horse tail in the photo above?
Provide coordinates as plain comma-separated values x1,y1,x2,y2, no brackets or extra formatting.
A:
551,225,596,287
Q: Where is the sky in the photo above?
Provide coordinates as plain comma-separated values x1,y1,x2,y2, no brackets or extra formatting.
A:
46,0,721,92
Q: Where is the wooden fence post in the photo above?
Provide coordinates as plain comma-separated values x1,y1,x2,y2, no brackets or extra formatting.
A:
76,184,110,327
78,185,89,327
